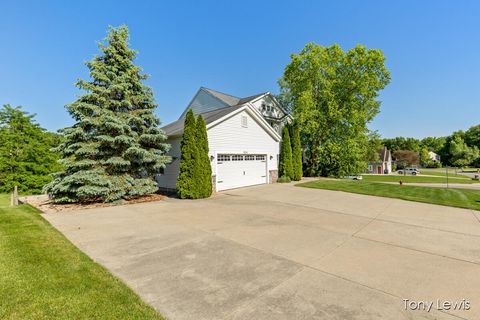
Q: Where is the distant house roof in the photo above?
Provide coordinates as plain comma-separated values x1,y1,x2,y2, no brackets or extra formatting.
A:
162,105,244,137
379,146,391,162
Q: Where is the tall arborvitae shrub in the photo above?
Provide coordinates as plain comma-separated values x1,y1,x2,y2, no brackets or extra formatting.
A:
44,26,170,203
291,122,303,181
176,109,199,199
279,126,293,179
196,115,212,198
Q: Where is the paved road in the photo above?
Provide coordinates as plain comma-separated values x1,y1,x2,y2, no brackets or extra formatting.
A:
44,182,480,320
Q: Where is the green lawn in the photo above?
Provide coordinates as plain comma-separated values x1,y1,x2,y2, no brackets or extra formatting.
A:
362,174,477,184
0,194,163,320
298,180,480,210
419,169,469,179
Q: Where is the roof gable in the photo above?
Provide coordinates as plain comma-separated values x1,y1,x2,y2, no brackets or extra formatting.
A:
164,104,281,142
202,87,240,106
179,88,235,119
207,105,281,142
179,87,283,120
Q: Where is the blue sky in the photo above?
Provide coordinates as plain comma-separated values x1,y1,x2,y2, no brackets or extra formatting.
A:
1,0,479,138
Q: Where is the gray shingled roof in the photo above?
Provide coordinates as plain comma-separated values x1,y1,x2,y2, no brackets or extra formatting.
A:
202,87,268,107
237,92,268,105
202,87,241,106
379,146,391,162
162,105,244,137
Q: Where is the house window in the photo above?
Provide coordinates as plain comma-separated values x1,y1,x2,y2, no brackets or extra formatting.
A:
245,155,255,161
241,115,248,127
218,154,230,162
255,155,266,161
232,155,244,161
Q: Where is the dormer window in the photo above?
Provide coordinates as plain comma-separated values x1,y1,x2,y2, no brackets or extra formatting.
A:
261,103,266,112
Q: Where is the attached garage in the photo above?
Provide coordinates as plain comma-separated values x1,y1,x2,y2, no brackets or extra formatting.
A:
157,87,288,193
216,154,267,191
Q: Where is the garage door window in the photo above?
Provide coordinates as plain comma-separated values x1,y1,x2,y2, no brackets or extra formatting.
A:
218,154,230,162
245,155,255,161
255,155,266,161
232,155,244,161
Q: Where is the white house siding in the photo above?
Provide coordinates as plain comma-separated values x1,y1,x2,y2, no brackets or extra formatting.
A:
156,137,181,190
157,109,280,192
207,109,280,178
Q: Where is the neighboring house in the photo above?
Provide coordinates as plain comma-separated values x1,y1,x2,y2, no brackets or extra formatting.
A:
157,87,292,192
367,146,392,174
428,151,441,162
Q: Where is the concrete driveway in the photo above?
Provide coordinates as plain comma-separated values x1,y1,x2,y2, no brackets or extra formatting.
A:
44,182,480,320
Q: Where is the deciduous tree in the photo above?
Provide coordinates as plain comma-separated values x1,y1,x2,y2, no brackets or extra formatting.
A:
465,125,480,149
280,43,390,177
366,131,382,163
449,135,479,168
0,105,62,194
383,137,421,153
393,150,419,169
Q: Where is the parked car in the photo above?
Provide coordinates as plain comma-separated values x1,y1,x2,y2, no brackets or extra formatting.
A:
344,175,363,180
397,168,420,175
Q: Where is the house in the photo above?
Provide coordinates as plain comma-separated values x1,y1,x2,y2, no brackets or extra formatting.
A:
157,87,292,192
367,146,392,174
428,151,441,162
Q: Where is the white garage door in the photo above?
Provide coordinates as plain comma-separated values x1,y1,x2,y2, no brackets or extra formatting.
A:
216,154,267,191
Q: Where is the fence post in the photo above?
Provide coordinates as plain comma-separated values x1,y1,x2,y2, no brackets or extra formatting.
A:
12,186,19,206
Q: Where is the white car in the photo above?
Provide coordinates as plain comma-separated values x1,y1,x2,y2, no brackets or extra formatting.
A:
344,175,363,180
397,168,420,175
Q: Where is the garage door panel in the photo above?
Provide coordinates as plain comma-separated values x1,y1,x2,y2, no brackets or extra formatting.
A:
217,154,267,191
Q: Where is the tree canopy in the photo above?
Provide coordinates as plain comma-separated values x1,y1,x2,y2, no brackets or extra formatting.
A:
0,105,62,194
383,137,421,153
44,26,170,203
449,135,479,167
393,150,419,169
280,43,390,177
382,123,480,168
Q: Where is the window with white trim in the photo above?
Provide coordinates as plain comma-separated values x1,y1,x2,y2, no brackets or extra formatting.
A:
232,155,244,161
218,154,230,162
241,115,248,127
255,155,266,161
245,155,255,161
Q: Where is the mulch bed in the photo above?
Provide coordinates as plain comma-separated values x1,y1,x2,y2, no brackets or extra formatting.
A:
19,194,165,214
